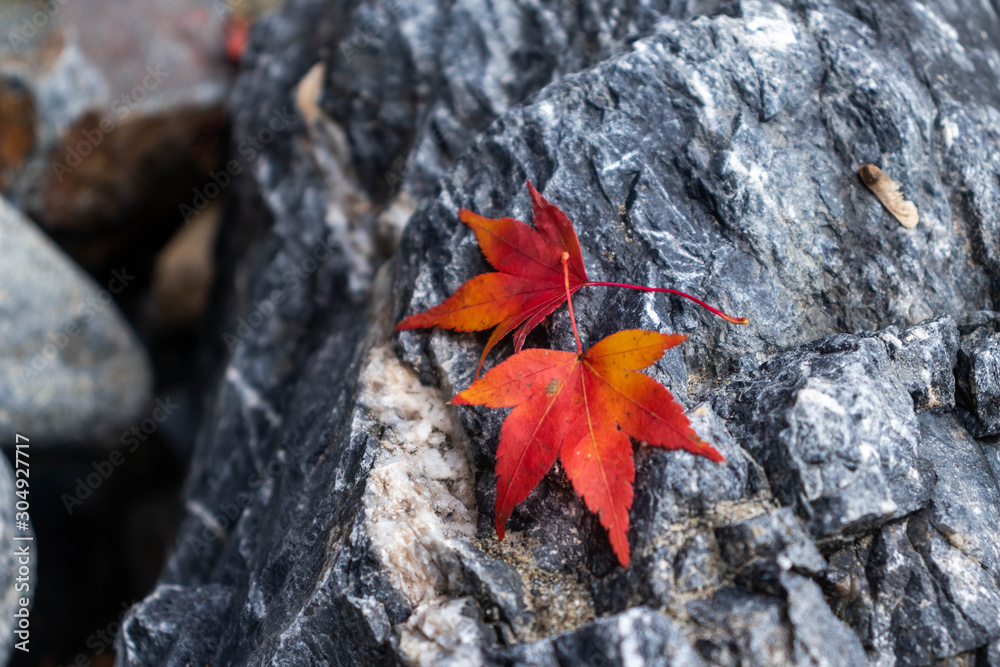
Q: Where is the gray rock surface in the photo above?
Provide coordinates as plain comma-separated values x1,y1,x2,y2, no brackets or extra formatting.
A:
857,412,1000,664
956,327,1000,437
118,584,232,666
722,330,932,539
0,196,152,445
121,0,1000,664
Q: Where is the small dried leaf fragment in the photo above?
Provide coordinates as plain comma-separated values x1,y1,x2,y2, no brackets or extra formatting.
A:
859,164,919,229
295,62,327,127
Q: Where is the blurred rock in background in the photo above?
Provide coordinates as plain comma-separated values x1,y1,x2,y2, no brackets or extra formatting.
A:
0,0,230,272
0,0,270,663
0,192,152,443
151,202,221,328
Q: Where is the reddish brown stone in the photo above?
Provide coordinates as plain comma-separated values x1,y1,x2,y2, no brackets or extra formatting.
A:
0,78,35,191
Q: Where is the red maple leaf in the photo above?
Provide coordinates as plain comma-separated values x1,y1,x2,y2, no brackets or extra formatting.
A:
397,181,746,377
454,257,723,566
397,181,587,376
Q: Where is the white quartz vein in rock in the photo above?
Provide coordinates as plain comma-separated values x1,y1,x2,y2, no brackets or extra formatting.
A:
358,345,482,666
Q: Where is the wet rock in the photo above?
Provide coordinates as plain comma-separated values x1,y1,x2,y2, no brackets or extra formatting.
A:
956,327,1000,437
867,518,991,664
724,333,931,539
686,587,794,666
779,572,868,667
0,0,230,267
505,606,706,667
894,316,959,412
117,584,233,666
983,640,1000,666
0,197,152,445
818,537,876,648
398,597,496,666
125,0,1000,664
592,403,772,614
715,507,826,575
219,0,725,325
832,412,1000,664
672,533,723,595
686,577,866,667
957,311,1000,335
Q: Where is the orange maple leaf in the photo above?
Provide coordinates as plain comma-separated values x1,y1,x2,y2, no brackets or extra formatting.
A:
454,325,723,567
453,252,722,566
397,181,587,376
397,181,747,377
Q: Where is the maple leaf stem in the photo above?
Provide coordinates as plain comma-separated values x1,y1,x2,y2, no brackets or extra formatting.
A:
585,282,750,325
562,252,584,354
